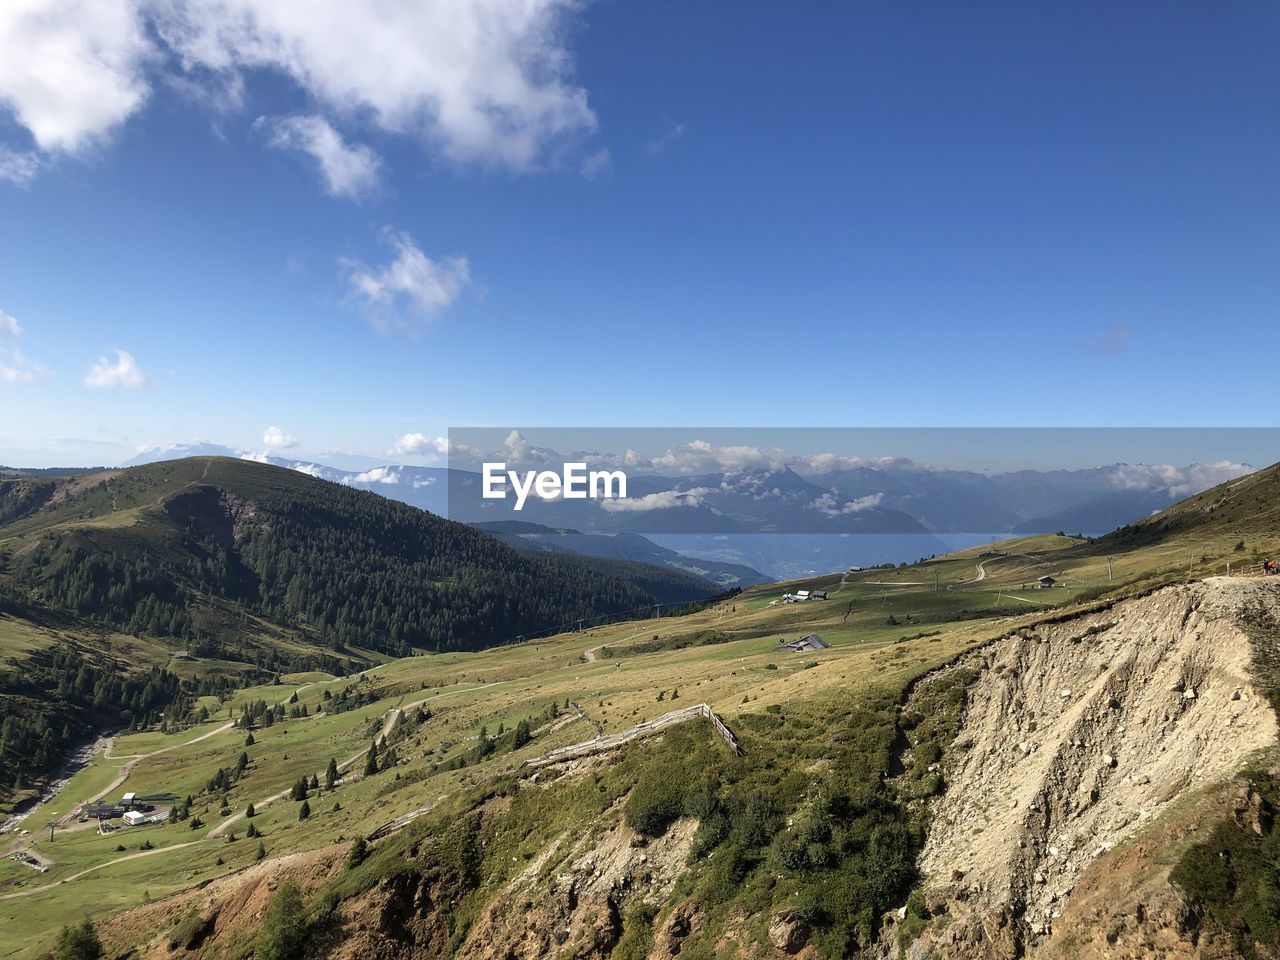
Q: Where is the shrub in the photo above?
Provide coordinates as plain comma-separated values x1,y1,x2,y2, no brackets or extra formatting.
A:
255,879,308,960
1172,772,1280,957
624,761,686,837
346,836,369,869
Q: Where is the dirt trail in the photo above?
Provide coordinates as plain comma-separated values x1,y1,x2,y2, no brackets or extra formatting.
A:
582,625,652,663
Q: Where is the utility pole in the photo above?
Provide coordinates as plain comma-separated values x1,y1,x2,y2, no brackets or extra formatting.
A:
1107,556,1113,581
935,570,940,592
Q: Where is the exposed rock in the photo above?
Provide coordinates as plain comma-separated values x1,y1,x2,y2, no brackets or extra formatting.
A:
767,910,810,953
906,579,1279,959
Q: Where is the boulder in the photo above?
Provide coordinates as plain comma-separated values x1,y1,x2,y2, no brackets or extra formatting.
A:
767,911,810,954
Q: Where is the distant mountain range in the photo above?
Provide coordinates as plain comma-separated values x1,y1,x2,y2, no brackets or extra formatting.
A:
119,442,1255,579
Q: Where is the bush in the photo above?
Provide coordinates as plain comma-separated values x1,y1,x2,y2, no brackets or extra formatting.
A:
624,762,686,837
610,900,659,960
1172,773,1280,957
346,836,368,869
255,880,308,960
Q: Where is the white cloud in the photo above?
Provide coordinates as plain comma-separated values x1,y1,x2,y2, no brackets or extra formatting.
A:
0,345,47,382
0,309,20,338
579,147,610,180
344,229,470,330
261,425,297,449
646,120,685,155
84,349,151,388
808,491,884,517
239,451,270,463
600,486,715,513
257,114,380,199
346,466,401,485
0,148,40,185
0,0,152,154
0,0,596,177
650,440,791,476
1107,461,1252,500
388,432,450,457
504,429,530,461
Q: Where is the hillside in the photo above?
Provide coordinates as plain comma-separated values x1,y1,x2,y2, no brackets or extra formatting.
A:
0,461,1277,959
0,457,723,658
0,457,722,813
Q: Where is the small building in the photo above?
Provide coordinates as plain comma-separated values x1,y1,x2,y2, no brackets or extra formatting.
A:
783,634,829,653
122,811,147,827
810,590,829,600
121,792,137,808
172,651,197,661
1038,575,1057,589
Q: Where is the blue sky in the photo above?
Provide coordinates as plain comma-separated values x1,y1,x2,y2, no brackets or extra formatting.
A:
2,2,1279,468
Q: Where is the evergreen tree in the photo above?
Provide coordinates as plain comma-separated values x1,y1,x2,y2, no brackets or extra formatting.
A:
346,836,368,869
298,800,310,821
245,802,256,818
53,919,102,960
513,719,532,749
363,741,379,776
325,757,338,789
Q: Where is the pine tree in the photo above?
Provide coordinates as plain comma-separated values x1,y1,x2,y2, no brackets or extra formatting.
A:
346,836,368,869
298,800,310,821
325,757,338,789
245,802,256,818
256,841,267,861
513,719,532,749
245,732,255,746
363,740,379,776
53,919,102,960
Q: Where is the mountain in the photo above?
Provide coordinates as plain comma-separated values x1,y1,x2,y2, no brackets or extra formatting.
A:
122,442,246,465
113,446,1255,579
0,458,721,660
0,457,726,812
472,521,772,587
12,460,1278,959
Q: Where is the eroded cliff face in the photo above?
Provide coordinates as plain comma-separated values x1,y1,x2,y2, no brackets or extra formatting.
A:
900,578,1279,959
321,811,698,960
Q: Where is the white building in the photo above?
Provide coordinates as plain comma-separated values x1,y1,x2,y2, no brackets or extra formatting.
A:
122,811,146,827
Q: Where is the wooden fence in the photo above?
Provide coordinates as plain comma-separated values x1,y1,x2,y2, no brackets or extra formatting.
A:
521,702,740,770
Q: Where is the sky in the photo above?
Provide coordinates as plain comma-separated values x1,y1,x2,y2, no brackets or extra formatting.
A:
2,1,1280,468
